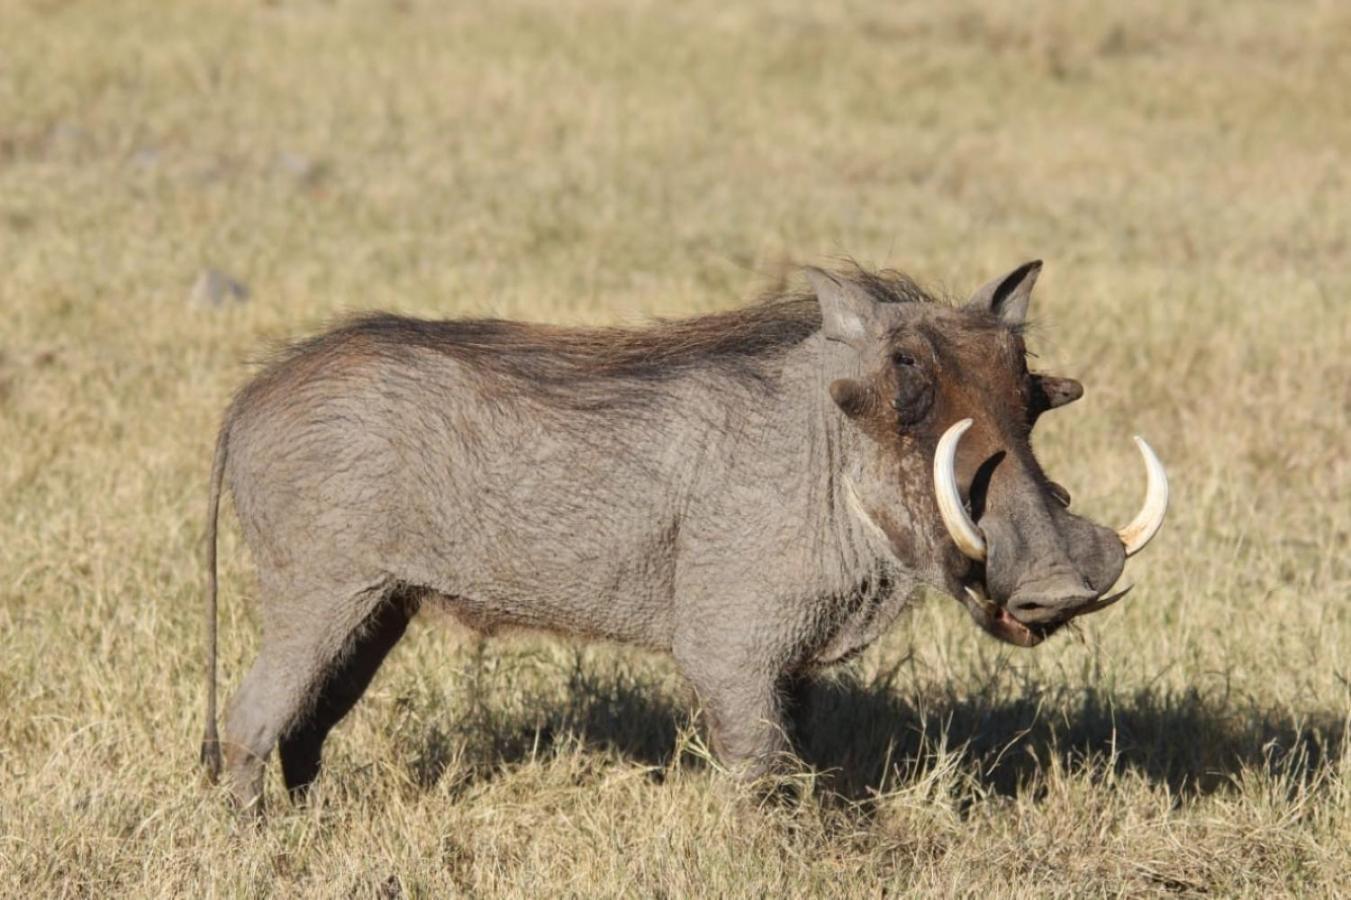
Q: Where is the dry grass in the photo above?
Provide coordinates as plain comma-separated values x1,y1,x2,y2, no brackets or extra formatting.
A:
1,0,1348,896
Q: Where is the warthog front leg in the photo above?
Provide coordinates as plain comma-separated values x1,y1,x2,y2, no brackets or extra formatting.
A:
673,628,794,780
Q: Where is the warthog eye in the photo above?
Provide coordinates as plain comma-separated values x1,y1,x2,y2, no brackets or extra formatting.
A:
890,359,933,426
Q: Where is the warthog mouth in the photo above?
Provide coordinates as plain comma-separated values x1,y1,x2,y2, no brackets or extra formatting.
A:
960,582,1134,647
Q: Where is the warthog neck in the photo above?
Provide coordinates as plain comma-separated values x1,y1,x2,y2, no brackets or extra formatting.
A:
679,334,940,638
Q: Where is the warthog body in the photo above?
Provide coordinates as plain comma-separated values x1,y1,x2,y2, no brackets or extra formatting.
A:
201,262,1164,810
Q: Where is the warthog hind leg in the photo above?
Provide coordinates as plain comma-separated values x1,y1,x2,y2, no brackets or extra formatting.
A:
221,578,403,814
279,589,420,802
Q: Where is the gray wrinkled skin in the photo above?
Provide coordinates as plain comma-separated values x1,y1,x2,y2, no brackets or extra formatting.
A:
199,263,1124,811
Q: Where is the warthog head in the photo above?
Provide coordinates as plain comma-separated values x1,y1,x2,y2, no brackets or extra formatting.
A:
810,262,1167,647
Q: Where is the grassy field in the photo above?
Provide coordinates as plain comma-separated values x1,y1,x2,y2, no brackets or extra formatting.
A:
1,0,1348,895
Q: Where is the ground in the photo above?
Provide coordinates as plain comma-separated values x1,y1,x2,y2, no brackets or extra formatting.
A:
0,0,1347,896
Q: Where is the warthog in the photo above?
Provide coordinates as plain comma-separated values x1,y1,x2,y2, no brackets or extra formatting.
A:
200,261,1167,810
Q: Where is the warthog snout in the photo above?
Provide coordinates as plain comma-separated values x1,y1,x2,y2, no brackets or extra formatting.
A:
934,416,1164,645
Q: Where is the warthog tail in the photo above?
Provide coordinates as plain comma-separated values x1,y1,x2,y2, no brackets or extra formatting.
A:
200,422,229,782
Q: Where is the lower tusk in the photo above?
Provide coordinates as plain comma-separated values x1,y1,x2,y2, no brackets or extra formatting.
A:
964,585,998,618
1067,584,1134,620
934,419,987,561
1117,436,1169,557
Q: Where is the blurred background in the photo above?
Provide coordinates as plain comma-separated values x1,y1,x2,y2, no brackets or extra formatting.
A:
1,1,1347,894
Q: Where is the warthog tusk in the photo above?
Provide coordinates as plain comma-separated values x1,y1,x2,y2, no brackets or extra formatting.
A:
936,421,1168,561
1066,584,1134,620
964,585,998,618
933,418,987,561
1118,436,1169,557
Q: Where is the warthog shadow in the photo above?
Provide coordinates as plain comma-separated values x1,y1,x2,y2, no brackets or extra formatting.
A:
401,651,690,794
786,669,1346,803
403,648,1345,806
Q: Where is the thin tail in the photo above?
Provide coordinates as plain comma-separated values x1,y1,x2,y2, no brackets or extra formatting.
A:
200,421,229,781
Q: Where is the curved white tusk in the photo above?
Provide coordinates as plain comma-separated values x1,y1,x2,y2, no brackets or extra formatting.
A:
1118,436,1169,557
1066,584,1133,620
933,418,987,561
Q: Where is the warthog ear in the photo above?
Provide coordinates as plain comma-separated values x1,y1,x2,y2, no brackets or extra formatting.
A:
1031,374,1084,412
965,260,1042,327
830,378,872,418
806,267,880,348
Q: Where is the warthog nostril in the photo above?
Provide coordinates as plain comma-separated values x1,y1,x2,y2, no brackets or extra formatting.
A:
1005,573,1098,624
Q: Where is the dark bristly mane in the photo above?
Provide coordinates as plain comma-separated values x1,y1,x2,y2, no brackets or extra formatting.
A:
257,266,936,406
